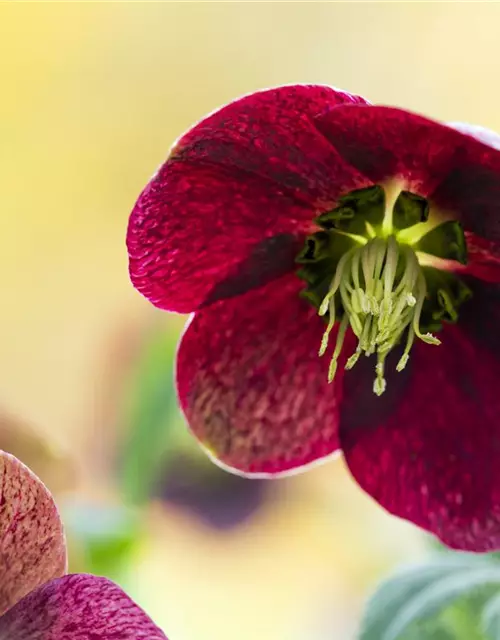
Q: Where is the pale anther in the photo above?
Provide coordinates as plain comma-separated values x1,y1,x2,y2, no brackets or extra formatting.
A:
318,234,440,395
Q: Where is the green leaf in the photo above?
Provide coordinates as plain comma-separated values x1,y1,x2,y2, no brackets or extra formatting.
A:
384,568,500,640
482,592,500,639
440,602,489,640
64,501,140,582
359,554,498,640
120,322,181,504
396,617,456,640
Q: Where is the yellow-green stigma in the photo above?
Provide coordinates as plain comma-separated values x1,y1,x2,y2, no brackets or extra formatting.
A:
318,235,439,395
296,183,471,396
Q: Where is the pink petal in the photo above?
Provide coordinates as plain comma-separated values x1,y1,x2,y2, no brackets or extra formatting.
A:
315,104,500,245
177,273,353,476
340,279,500,551
0,451,66,616
0,574,167,639
127,84,369,313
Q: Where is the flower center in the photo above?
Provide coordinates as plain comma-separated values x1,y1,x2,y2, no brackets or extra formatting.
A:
296,183,471,395
318,235,439,395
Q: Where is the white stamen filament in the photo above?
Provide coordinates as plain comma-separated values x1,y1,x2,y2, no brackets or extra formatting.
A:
318,235,440,394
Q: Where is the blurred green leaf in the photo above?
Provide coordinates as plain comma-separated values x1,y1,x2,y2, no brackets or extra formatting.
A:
390,617,456,640
120,323,181,504
384,569,500,640
482,592,500,639
440,602,490,640
359,554,499,640
64,501,140,582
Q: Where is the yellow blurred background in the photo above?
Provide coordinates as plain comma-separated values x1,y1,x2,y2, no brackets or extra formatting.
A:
2,3,500,639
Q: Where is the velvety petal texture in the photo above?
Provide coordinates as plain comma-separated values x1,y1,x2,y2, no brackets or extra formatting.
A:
129,84,500,549
127,84,369,313
340,280,500,551
448,123,500,283
315,104,500,243
450,121,500,151
0,451,66,616
0,574,167,640
456,232,500,283
177,274,353,476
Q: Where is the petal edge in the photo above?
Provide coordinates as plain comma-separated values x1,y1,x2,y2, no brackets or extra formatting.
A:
0,451,66,616
0,574,168,640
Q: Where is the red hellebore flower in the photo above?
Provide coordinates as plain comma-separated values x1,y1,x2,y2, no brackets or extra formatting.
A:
0,451,167,639
127,85,500,552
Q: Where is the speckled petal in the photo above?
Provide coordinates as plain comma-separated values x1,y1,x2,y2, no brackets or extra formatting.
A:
127,84,369,313
315,104,500,244
0,574,167,639
176,273,352,476
340,279,500,551
0,451,66,616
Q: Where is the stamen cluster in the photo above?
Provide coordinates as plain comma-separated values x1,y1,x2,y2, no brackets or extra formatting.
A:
319,235,440,395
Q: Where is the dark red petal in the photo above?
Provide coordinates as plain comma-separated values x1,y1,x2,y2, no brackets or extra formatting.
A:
176,274,353,476
314,105,458,194
315,105,500,243
452,231,500,283
340,280,500,551
428,232,500,284
0,574,167,639
127,85,369,313
171,85,368,207
449,122,500,151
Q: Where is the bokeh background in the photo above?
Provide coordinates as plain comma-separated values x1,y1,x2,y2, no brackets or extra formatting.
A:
2,3,500,639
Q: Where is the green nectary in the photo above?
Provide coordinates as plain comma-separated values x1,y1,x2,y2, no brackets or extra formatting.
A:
296,184,472,395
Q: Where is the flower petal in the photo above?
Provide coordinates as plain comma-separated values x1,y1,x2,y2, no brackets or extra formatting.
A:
315,104,500,243
0,574,167,639
340,279,500,551
0,451,66,616
449,121,500,151
452,231,500,283
127,84,369,313
446,125,500,284
176,273,352,476
170,85,367,205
